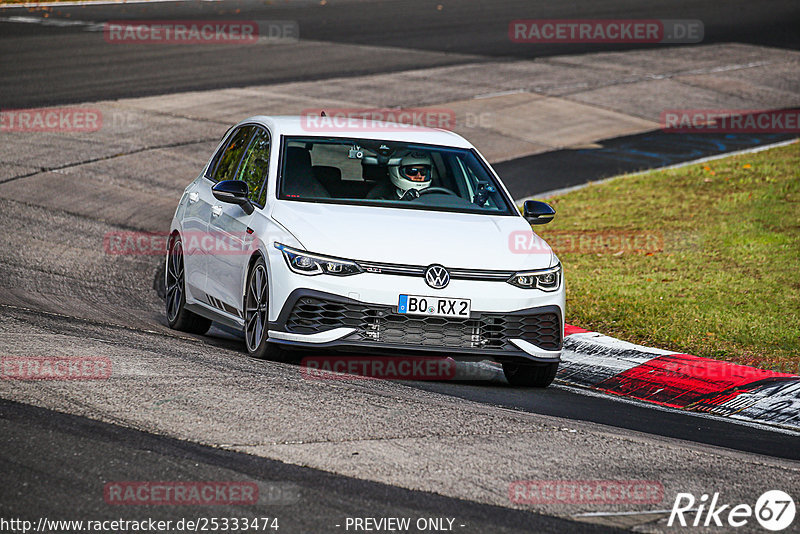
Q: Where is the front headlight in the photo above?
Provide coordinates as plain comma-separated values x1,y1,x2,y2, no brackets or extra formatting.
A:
507,263,561,291
275,243,362,276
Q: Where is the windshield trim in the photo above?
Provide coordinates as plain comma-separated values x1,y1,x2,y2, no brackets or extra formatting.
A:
275,135,518,217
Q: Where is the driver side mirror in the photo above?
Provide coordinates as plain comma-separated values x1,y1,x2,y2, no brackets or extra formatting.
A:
212,180,254,215
523,200,555,225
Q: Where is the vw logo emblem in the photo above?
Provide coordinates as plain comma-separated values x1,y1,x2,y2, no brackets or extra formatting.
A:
424,264,450,289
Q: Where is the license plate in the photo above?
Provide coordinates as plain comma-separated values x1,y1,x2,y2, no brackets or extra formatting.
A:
398,295,471,318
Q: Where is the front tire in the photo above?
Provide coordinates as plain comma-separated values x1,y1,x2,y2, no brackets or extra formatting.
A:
502,361,559,387
244,256,289,361
166,235,212,335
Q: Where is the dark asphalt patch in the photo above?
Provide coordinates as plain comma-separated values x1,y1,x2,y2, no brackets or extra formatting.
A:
0,399,620,534
495,131,798,198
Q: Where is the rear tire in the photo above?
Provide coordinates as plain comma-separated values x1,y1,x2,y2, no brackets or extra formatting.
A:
244,256,290,362
502,361,559,387
166,235,212,335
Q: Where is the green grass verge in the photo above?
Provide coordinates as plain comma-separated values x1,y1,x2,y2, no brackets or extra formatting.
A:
534,142,800,371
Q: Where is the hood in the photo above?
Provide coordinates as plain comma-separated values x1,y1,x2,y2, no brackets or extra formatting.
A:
271,201,554,271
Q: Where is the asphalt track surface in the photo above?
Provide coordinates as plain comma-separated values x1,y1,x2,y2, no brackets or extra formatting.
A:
211,326,800,461
1,400,616,534
2,1,800,532
1,0,799,108
2,0,798,195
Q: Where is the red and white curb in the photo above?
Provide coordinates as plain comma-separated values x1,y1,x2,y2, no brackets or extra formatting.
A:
558,325,800,431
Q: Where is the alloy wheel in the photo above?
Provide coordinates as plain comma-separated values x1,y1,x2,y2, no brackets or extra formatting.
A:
245,263,268,352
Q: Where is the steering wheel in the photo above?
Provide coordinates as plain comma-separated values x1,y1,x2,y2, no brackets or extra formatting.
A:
418,187,457,196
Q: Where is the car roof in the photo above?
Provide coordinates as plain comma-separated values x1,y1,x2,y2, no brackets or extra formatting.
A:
239,115,473,148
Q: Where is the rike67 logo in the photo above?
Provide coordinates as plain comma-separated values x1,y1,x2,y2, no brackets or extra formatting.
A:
669,490,795,531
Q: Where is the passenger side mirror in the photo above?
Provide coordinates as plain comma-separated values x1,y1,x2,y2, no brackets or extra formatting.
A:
212,180,254,215
523,200,555,225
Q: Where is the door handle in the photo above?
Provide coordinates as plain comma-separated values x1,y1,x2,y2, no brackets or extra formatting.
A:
211,205,223,217
188,192,199,204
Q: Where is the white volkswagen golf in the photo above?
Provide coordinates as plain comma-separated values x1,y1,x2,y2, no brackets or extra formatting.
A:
167,116,564,387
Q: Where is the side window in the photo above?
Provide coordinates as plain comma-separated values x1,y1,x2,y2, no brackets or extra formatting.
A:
211,126,255,182
236,127,271,206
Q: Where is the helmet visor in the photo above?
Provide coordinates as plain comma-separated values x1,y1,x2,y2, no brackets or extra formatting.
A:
401,165,431,182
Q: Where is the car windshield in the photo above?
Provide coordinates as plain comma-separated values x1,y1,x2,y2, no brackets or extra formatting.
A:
278,137,516,215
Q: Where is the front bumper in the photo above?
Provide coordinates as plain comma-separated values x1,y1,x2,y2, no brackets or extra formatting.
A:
268,289,562,363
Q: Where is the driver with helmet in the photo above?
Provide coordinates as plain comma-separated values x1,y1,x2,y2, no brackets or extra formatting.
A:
366,152,433,200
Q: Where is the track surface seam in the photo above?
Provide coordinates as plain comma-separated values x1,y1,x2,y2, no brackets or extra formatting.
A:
0,137,217,185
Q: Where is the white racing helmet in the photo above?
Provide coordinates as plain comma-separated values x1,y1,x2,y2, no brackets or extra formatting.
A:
389,152,432,195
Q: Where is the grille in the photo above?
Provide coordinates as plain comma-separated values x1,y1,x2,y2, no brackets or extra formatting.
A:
285,297,561,351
